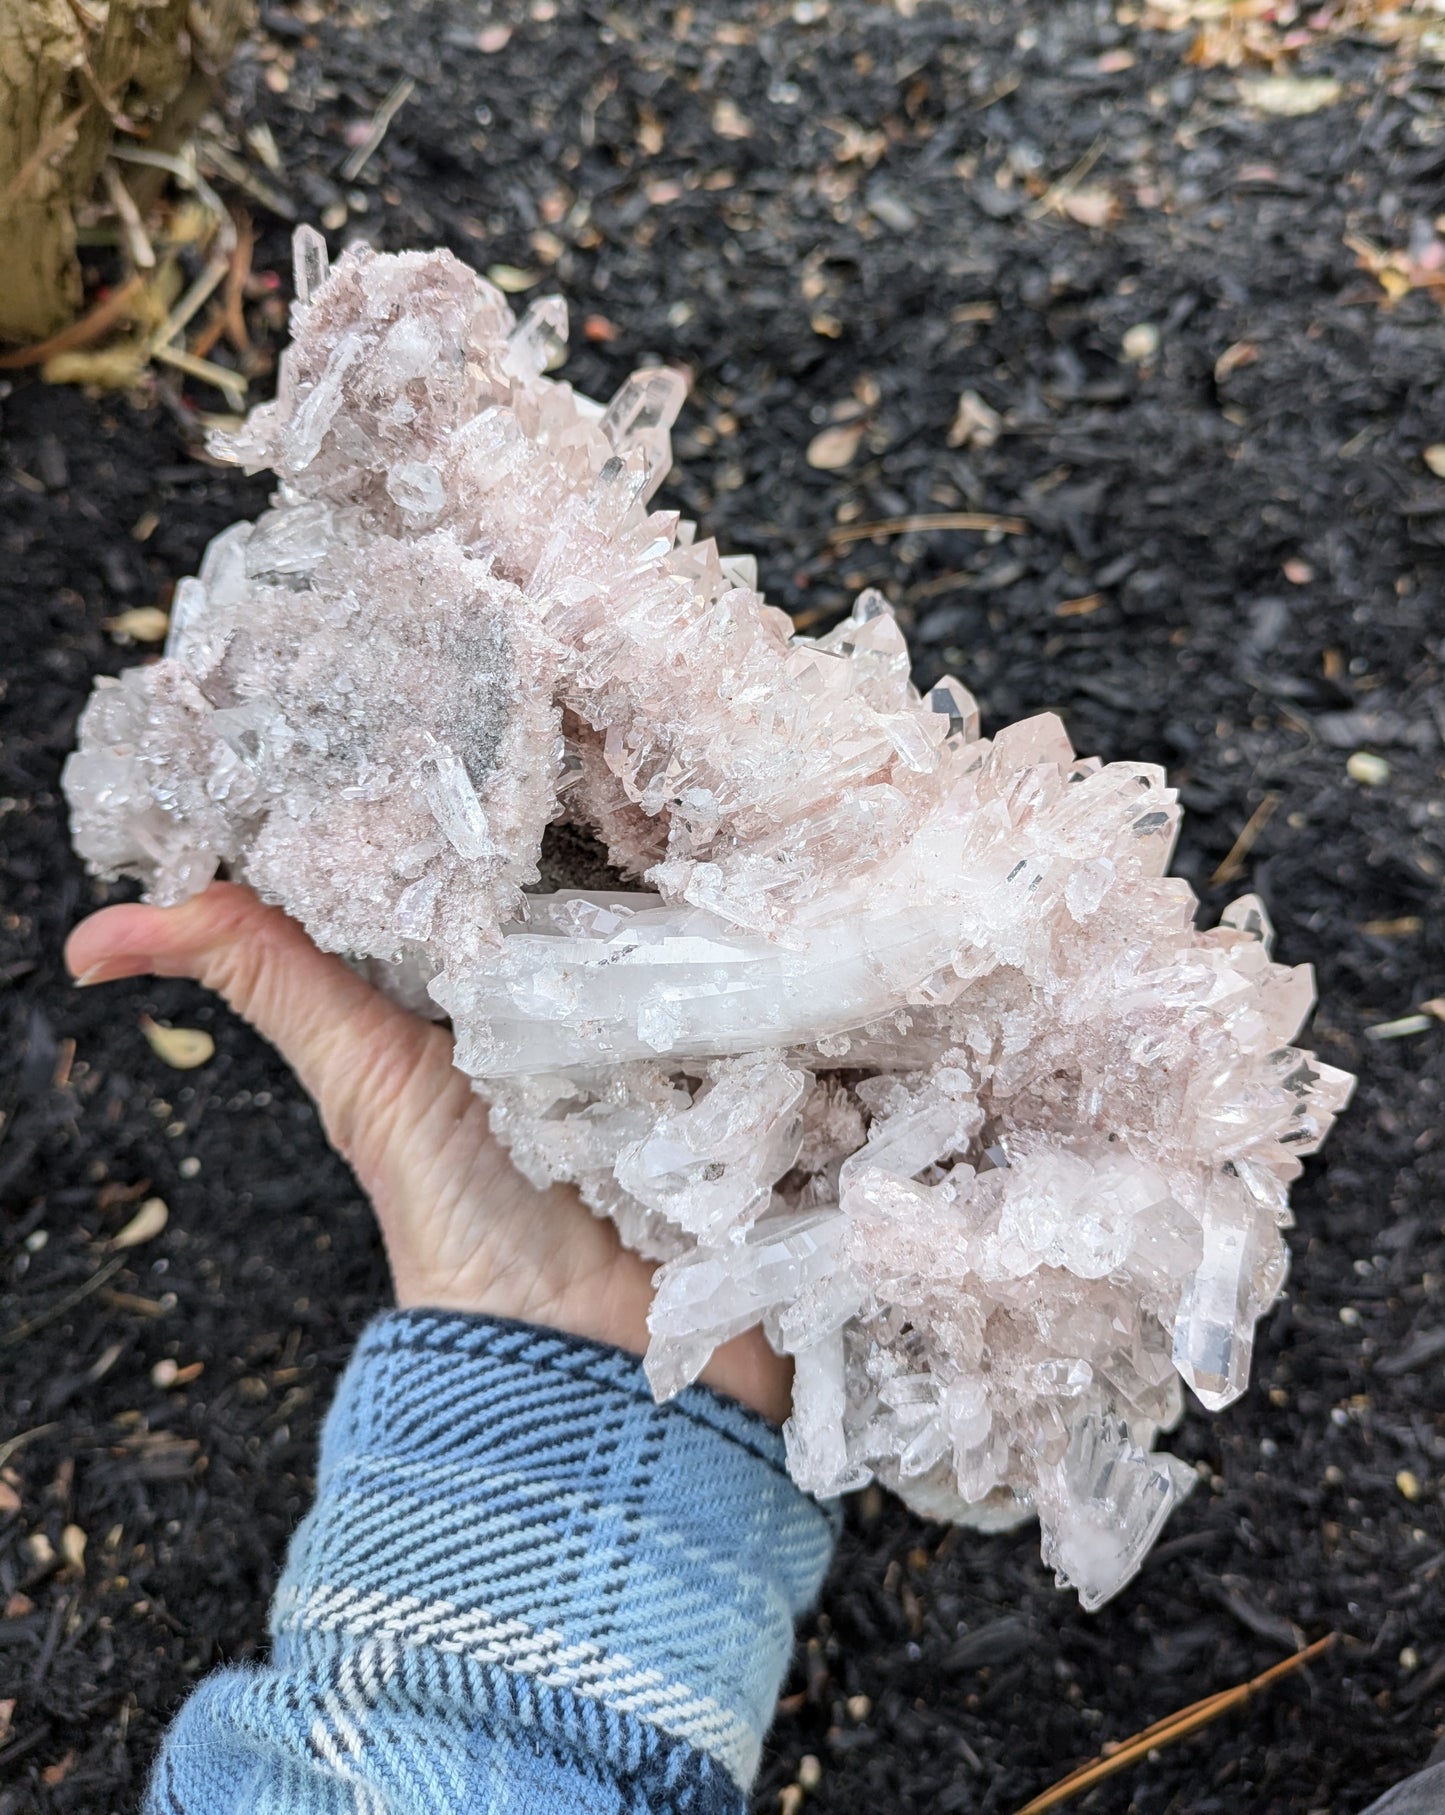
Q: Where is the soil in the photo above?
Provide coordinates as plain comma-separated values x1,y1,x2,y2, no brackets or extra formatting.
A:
2,2,1444,1810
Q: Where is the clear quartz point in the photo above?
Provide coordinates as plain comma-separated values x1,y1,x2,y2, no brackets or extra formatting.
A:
600,367,687,503
507,295,569,377
61,231,1353,1609
292,224,330,305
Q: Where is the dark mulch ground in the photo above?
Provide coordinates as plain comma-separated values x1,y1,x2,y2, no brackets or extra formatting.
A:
3,2,1444,1809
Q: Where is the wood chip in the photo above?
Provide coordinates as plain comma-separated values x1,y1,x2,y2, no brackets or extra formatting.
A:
109,1197,169,1250
139,1018,215,1069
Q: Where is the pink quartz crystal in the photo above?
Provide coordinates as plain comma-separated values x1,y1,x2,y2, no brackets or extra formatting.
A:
65,231,1355,1608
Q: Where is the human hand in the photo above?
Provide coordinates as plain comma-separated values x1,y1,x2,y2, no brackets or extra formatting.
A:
66,882,792,1422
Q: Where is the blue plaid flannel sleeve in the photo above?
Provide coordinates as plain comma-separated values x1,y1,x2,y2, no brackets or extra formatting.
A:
146,1309,838,1814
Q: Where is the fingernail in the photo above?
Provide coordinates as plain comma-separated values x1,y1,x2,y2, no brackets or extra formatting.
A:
74,958,150,987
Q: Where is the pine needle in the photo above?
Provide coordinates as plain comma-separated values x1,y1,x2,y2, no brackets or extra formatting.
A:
1013,1633,1337,1815
1210,791,1280,886
829,511,1028,547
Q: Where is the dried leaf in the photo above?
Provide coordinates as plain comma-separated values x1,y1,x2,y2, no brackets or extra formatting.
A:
806,422,865,470
947,390,1002,449
41,1752,75,1787
712,99,753,140
140,1018,215,1069
1214,341,1260,381
110,1197,169,1250
1061,186,1119,228
103,606,170,642
1238,75,1343,116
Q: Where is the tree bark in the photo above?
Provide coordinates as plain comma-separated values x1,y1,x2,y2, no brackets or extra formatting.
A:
0,0,254,345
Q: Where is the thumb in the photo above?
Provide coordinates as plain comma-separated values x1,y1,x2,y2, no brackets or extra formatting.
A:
65,882,446,1178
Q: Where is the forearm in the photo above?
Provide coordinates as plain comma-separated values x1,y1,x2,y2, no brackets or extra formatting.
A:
148,1310,837,1813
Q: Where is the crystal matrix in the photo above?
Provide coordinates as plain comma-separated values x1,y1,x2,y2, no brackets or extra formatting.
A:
64,231,1354,1609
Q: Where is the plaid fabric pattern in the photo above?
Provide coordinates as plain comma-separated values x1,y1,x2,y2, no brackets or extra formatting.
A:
147,1310,837,1814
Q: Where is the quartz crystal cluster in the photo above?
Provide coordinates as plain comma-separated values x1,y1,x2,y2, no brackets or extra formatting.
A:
65,231,1355,1608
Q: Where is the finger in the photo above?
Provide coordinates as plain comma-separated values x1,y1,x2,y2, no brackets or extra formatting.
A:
66,883,444,1174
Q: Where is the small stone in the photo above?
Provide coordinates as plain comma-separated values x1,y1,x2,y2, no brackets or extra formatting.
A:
1347,751,1390,786
846,1694,872,1721
152,1358,180,1388
60,1524,86,1571
1425,444,1445,478
1122,322,1159,363
1397,1470,1422,1502
798,1756,822,1791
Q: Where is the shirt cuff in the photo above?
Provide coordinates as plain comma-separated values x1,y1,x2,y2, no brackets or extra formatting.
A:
270,1309,838,1800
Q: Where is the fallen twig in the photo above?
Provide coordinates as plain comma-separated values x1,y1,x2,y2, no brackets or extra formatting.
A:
829,511,1028,547
1013,1634,1337,1815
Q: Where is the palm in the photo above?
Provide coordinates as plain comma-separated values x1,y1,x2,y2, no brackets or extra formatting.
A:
67,884,790,1420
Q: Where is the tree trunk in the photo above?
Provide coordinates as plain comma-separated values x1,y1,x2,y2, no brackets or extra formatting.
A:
0,0,254,345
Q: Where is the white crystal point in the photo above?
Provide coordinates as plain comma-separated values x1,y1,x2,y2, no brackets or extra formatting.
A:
1038,1415,1197,1611
62,237,1355,1610
1221,892,1274,953
292,223,330,305
600,366,687,503
507,295,569,378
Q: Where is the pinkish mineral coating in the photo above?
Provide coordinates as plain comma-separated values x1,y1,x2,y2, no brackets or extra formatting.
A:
64,230,1355,1609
